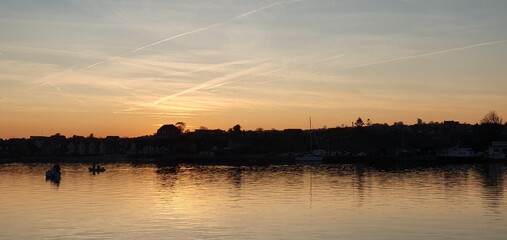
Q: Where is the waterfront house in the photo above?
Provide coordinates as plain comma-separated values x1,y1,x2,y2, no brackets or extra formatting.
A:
66,142,75,155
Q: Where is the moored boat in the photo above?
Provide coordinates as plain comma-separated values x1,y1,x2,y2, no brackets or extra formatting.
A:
488,141,507,161
295,149,325,163
438,147,479,163
295,118,325,164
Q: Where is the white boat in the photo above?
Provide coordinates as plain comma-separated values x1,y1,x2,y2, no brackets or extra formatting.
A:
438,147,478,162
295,118,325,163
445,148,476,158
488,142,507,161
295,149,325,162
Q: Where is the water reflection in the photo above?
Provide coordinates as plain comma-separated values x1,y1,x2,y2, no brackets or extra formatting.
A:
227,166,243,189
1,163,506,240
156,165,180,189
354,165,366,205
477,163,505,212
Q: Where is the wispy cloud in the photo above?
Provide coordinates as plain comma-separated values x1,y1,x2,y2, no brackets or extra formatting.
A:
81,0,299,70
343,40,507,70
2,45,106,59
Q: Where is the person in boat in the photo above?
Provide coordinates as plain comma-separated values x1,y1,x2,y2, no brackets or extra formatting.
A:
52,163,61,172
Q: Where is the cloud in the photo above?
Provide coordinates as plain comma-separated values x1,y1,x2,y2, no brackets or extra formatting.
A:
343,39,507,70
81,0,299,70
2,45,105,59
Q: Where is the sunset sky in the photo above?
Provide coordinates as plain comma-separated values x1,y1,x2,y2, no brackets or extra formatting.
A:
1,0,507,138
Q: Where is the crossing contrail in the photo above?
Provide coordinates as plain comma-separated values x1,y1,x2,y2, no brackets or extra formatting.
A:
343,39,507,70
82,0,298,70
152,65,266,105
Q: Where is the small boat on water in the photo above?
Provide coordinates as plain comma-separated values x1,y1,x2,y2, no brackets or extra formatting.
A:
45,164,61,182
89,166,106,172
45,169,61,179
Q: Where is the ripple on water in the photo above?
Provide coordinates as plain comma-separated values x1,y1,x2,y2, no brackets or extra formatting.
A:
0,162,506,239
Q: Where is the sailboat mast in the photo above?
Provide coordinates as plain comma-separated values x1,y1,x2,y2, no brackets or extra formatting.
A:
310,117,313,151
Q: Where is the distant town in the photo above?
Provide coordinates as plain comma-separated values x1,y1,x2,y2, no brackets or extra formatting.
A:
1,112,506,164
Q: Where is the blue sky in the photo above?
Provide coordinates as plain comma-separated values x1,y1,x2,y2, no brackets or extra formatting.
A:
1,0,507,137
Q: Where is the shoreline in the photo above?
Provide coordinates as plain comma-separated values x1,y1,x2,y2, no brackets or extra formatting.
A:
1,154,504,166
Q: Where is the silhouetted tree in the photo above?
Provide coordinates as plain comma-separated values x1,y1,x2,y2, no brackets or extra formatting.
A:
233,124,242,133
175,122,186,133
481,111,503,125
394,121,404,126
355,117,364,128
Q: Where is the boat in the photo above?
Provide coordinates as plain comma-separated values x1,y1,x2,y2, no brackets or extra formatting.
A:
295,149,325,162
488,142,507,161
438,147,479,162
45,169,61,179
295,118,325,163
89,166,106,172
45,164,61,182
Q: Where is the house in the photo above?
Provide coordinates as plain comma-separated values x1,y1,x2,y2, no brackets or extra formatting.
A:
66,142,75,155
78,142,86,155
156,124,181,138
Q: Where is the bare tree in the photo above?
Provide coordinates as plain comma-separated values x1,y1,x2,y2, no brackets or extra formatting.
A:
480,111,503,125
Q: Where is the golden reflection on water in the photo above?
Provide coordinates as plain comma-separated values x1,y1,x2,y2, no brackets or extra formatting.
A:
0,163,506,239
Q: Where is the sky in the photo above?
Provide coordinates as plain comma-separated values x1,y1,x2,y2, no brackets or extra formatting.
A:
1,0,507,138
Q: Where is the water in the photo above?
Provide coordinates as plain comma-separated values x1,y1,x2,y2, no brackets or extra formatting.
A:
0,163,506,239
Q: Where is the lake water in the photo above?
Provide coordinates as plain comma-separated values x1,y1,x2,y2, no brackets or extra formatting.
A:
0,162,506,239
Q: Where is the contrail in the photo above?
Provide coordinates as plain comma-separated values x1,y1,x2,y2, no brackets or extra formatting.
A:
28,68,74,91
152,65,265,105
315,54,345,63
81,0,297,70
319,54,345,62
28,81,63,92
343,39,507,70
